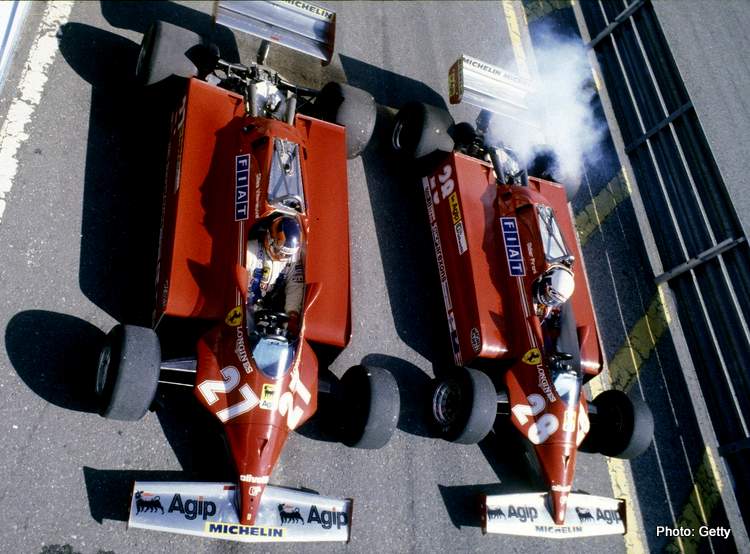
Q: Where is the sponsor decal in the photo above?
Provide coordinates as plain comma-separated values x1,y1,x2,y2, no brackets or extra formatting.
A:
461,55,525,85
448,192,462,224
226,306,243,327
576,507,594,522
522,348,542,365
171,95,187,193
493,505,539,523
595,508,622,524
536,364,556,403
535,525,584,535
563,409,576,432
551,484,572,493
279,0,334,20
470,327,481,353
254,172,262,217
260,383,278,410
169,493,217,521
448,312,462,366
278,504,305,525
205,522,284,538
134,491,164,514
235,154,250,221
500,217,525,276
422,177,437,223
308,505,348,530
239,474,270,484
454,220,468,255
488,507,505,520
526,241,537,274
235,327,252,373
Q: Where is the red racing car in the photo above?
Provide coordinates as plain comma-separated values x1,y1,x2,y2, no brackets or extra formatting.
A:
93,1,398,544
392,55,653,538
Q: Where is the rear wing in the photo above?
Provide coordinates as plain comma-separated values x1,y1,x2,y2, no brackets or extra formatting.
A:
448,54,538,129
214,0,336,63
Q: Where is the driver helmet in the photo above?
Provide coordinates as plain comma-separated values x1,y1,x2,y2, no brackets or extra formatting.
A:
534,264,575,308
265,215,301,261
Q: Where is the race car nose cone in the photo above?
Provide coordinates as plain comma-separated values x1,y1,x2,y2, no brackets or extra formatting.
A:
550,489,569,525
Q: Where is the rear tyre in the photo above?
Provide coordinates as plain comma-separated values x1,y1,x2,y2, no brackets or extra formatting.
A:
96,324,161,421
392,102,455,162
136,21,207,86
432,367,496,444
580,389,654,459
316,82,377,159
340,365,400,449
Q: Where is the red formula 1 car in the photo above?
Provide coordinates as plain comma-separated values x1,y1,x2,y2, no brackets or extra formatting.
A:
392,55,654,538
93,1,399,544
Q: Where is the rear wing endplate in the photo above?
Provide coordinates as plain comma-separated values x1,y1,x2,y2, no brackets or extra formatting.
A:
214,0,336,63
449,54,538,129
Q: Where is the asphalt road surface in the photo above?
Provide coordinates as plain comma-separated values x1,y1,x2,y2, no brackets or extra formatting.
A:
0,1,701,553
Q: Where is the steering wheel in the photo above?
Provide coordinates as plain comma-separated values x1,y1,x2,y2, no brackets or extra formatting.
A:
254,309,290,341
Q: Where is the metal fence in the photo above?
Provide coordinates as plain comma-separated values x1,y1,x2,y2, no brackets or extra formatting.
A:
579,0,750,528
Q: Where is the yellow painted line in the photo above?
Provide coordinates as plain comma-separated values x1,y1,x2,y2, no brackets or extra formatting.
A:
665,447,724,554
575,170,632,246
502,1,532,80
609,287,671,393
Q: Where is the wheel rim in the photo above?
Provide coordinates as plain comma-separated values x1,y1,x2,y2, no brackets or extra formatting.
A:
432,380,463,427
95,344,112,396
392,119,405,150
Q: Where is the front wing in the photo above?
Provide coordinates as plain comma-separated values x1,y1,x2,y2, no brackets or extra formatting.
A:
129,481,352,543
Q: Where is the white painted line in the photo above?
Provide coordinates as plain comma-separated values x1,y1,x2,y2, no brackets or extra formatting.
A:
0,1,74,222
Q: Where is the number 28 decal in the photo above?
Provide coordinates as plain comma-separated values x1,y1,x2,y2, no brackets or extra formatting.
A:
511,393,590,445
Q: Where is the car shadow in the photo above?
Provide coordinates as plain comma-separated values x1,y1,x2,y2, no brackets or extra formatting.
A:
340,55,454,370
5,310,103,413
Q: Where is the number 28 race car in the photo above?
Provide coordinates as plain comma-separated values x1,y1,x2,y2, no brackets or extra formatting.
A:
392,55,654,538
93,1,399,544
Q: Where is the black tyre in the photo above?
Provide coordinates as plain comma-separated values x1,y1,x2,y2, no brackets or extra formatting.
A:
316,82,377,159
432,367,497,444
340,365,400,449
136,21,206,86
580,389,653,459
392,102,455,161
527,146,581,200
95,324,161,421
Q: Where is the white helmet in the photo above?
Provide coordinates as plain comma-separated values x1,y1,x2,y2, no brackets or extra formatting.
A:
535,265,575,308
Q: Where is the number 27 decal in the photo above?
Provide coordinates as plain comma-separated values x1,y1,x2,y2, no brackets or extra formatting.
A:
198,365,259,422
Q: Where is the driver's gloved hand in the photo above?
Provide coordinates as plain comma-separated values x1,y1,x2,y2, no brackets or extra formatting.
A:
287,310,300,336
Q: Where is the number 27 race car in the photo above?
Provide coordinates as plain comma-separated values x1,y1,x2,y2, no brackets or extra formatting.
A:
93,1,399,544
392,55,655,538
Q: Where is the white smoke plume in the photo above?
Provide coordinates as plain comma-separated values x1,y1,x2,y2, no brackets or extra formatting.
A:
488,28,604,187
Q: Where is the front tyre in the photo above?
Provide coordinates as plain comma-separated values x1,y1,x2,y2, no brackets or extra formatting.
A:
316,82,377,159
340,365,400,449
580,389,654,459
432,367,496,444
96,324,161,421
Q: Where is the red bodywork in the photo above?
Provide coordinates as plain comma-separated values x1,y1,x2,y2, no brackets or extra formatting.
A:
423,152,604,525
153,78,351,524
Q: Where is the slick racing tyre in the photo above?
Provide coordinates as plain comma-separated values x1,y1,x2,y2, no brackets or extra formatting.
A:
580,389,654,459
316,82,377,159
136,21,213,86
96,324,161,421
392,102,455,163
340,365,400,449
432,367,496,444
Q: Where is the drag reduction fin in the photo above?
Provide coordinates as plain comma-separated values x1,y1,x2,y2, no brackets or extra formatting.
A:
128,482,352,543
481,492,626,538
